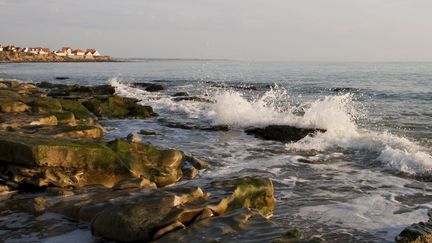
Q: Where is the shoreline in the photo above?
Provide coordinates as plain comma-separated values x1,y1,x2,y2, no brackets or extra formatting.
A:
0,78,428,242
0,51,117,63
0,79,291,242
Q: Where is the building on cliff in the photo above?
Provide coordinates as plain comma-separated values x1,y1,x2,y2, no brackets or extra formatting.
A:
0,44,3,51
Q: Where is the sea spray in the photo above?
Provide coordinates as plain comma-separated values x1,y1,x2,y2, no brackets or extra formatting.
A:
207,85,432,177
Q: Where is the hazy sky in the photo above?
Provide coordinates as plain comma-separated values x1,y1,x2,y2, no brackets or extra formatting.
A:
1,0,431,61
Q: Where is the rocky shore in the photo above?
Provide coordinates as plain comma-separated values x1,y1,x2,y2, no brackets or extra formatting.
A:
0,79,428,242
0,51,113,63
0,79,317,242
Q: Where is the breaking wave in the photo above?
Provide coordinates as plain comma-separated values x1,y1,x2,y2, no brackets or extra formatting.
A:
110,77,432,177
207,85,432,177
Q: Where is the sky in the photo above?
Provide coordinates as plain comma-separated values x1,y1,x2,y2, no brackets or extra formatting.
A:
0,0,431,61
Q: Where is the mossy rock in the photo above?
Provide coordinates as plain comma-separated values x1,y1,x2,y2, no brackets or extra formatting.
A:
50,125,104,139
52,111,77,126
22,97,62,114
208,177,275,218
82,96,156,119
0,100,29,113
107,139,184,187
0,135,185,188
0,90,21,98
58,99,96,125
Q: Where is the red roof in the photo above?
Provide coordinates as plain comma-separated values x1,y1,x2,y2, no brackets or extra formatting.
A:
73,49,84,53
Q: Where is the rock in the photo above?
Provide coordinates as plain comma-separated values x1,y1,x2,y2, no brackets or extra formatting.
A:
45,187,75,197
273,228,307,243
0,114,58,129
0,83,8,89
164,122,228,132
49,125,104,138
91,188,206,242
201,125,229,131
0,101,29,113
52,111,77,126
330,87,359,93
127,132,141,143
181,163,198,179
173,96,212,103
90,176,275,242
212,83,258,91
172,92,189,97
39,82,115,97
107,139,184,187
0,90,21,98
0,184,12,193
24,97,63,114
396,211,432,243
245,125,326,142
36,81,70,89
145,84,165,92
112,178,157,190
156,208,284,243
0,135,185,188
58,99,96,125
82,95,156,119
207,177,275,218
139,129,162,136
185,155,209,170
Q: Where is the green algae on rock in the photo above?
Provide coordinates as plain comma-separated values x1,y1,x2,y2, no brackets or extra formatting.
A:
82,95,156,119
0,135,185,188
90,177,276,242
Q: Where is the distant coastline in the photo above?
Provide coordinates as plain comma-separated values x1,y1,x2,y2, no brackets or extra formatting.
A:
0,43,115,63
0,51,114,63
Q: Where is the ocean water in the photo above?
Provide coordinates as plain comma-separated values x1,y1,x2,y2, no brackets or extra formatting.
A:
0,60,431,242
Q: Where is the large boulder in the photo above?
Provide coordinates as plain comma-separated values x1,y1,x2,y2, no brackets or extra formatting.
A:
245,125,326,142
107,139,184,187
396,211,432,243
156,208,285,243
82,95,156,119
206,176,275,218
90,176,275,242
91,188,206,242
0,135,184,188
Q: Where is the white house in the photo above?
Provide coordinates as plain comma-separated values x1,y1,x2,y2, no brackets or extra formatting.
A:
86,49,101,56
54,49,67,56
72,49,85,56
84,51,94,59
0,44,3,52
62,47,72,55
22,48,29,53
5,45,16,52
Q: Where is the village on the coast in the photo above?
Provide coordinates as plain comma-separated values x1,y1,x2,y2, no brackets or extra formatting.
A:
0,43,102,59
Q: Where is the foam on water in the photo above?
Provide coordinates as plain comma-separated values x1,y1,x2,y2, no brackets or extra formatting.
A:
109,78,205,118
110,77,432,177
207,86,432,177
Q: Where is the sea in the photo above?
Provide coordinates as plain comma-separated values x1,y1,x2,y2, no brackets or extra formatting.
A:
0,60,431,242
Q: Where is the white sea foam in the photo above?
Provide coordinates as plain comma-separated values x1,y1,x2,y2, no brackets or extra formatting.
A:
206,86,432,176
109,78,205,118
